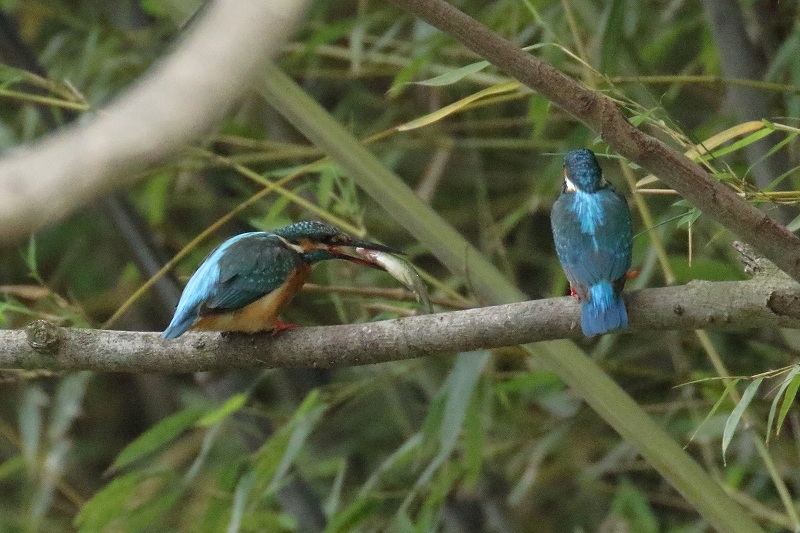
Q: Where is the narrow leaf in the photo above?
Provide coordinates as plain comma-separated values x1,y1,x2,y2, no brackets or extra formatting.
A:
196,393,247,427
396,82,521,131
700,128,774,160
767,366,800,441
415,351,489,489
227,471,256,533
776,372,800,436
110,408,204,472
688,378,740,444
722,378,762,464
408,60,491,87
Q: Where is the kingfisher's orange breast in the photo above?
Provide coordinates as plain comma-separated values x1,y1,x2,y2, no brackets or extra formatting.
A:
192,263,311,333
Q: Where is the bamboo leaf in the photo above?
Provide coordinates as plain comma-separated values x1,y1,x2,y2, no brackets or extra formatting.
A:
776,371,800,437
699,128,774,161
688,378,740,444
396,82,521,131
110,408,204,472
415,351,489,490
226,471,256,533
722,378,762,465
405,59,491,87
767,366,800,441
196,393,247,428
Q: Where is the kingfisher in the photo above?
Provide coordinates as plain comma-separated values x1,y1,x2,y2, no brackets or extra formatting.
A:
550,149,633,337
162,221,399,339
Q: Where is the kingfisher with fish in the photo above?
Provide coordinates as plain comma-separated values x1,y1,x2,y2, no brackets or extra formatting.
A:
550,149,633,337
162,220,405,339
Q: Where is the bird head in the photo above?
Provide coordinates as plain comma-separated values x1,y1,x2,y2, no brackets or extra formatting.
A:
271,221,400,265
563,149,605,193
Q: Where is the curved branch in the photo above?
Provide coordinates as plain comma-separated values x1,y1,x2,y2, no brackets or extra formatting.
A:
6,274,799,372
384,0,800,284
0,0,310,243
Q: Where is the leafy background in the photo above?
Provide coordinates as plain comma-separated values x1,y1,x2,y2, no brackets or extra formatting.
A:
0,0,799,532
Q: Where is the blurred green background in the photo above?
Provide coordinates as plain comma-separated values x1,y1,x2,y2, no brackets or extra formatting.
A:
0,0,799,531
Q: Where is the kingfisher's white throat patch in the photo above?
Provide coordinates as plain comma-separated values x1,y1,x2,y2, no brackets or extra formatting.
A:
274,235,305,254
564,177,577,192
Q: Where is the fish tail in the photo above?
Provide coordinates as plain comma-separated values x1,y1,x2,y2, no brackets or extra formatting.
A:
580,281,628,337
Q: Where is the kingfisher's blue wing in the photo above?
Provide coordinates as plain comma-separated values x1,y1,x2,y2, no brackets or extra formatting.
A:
204,234,303,311
162,232,303,339
551,187,632,299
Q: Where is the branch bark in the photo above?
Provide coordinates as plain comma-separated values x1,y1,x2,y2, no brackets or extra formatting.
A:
0,0,310,243
384,0,800,283
7,272,798,372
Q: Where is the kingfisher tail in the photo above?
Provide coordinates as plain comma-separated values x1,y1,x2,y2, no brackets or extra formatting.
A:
162,313,196,339
580,281,628,337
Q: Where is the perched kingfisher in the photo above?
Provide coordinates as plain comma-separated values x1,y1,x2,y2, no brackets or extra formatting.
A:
550,149,633,337
162,221,398,339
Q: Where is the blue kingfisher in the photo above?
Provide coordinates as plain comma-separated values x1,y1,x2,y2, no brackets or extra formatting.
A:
550,149,633,336
162,221,398,339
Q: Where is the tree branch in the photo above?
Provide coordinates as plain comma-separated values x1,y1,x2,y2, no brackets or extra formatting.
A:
6,273,798,372
0,0,310,243
384,0,800,283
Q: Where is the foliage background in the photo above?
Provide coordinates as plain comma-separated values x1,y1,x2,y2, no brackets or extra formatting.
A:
0,0,799,532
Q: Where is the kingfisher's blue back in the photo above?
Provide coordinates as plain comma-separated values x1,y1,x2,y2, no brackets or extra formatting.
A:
550,149,633,336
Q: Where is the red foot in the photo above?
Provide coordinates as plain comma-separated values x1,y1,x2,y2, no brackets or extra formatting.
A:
569,285,580,300
626,270,640,280
271,321,298,335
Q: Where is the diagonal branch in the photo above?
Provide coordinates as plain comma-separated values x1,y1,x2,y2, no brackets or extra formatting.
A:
384,0,800,283
7,273,799,373
0,0,310,243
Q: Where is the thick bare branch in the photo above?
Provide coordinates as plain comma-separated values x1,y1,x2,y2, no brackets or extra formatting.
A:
0,0,310,243
5,273,798,373
384,0,800,283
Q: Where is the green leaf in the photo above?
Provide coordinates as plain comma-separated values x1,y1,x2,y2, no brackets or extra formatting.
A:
610,479,659,533
324,495,382,533
0,455,25,482
391,509,416,533
408,60,491,87
117,486,183,533
196,393,247,428
267,403,326,494
75,471,181,533
776,371,800,437
23,234,41,282
598,0,626,73
357,433,422,500
527,93,551,139
253,390,326,493
767,366,800,441
110,407,204,472
75,471,151,532
462,383,484,489
722,378,762,465
142,173,171,226
699,128,774,161
396,82,521,131
316,165,336,209
688,378,739,444
227,471,256,533
48,371,92,444
19,384,47,471
416,351,490,489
